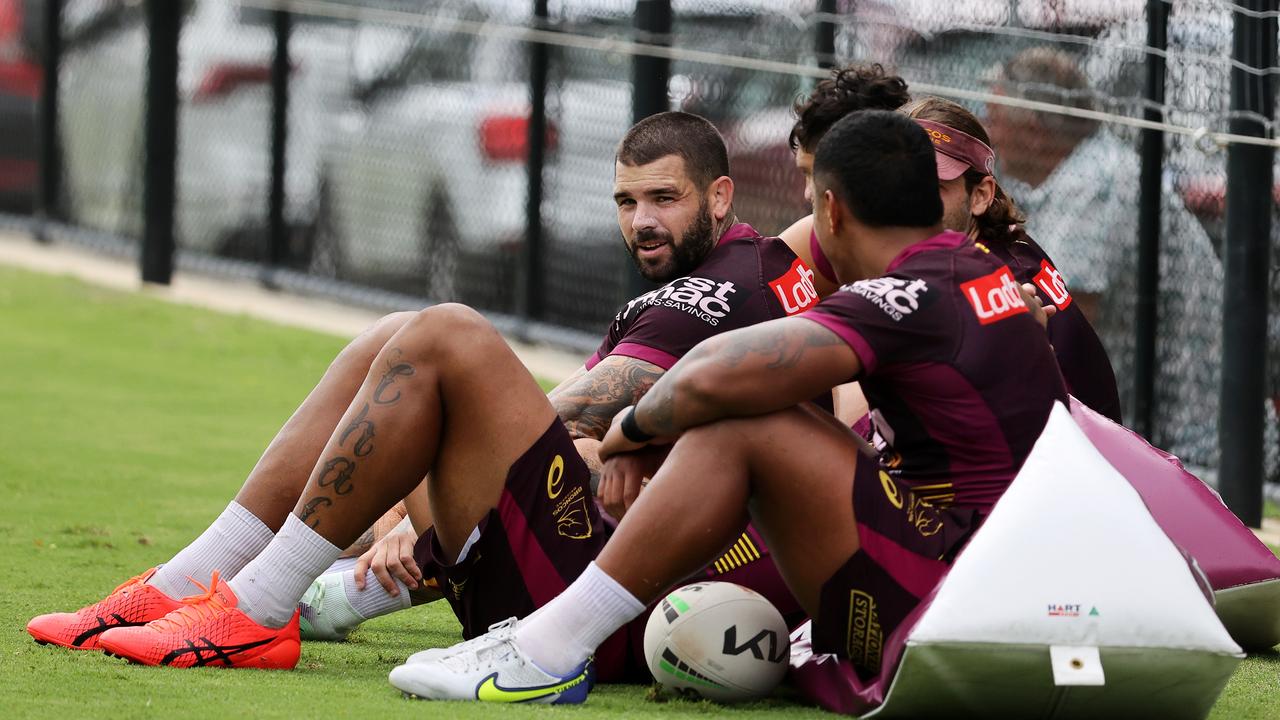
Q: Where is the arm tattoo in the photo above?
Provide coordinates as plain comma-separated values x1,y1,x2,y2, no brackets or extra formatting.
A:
550,357,665,440
637,319,847,438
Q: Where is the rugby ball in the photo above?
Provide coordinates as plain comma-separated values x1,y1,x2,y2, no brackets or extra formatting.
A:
643,581,789,702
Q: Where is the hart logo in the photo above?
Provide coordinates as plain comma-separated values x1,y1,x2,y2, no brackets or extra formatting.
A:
618,276,741,327
846,276,930,321
1033,260,1073,309
769,259,818,315
961,266,1029,325
1048,604,1082,617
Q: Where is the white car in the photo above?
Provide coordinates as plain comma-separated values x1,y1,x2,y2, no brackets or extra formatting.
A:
314,0,814,329
59,0,352,266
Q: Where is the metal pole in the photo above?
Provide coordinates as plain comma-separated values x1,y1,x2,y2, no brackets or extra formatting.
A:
267,9,291,275
816,0,836,70
1220,0,1277,528
36,0,63,238
1133,0,1168,437
628,0,671,298
141,0,181,285
523,0,549,320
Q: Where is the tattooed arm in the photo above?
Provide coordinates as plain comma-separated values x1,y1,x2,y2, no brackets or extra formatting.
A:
616,317,857,447
549,355,665,441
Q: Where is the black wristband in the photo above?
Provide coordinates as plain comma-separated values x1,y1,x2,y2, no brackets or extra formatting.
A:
620,406,656,443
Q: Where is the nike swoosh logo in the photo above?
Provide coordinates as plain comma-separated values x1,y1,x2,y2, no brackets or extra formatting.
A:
474,667,589,703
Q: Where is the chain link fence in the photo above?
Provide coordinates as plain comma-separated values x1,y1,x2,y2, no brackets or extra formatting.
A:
7,0,1279,490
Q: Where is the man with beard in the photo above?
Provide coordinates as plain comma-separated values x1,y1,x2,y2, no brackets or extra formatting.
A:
27,112,814,676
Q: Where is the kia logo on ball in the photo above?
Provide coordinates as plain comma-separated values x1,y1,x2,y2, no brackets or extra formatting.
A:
722,626,787,663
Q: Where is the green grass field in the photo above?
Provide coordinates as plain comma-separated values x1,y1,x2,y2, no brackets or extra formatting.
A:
1,265,1277,719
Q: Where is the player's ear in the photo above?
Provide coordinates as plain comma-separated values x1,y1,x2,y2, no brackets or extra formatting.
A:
970,175,996,217
822,188,843,235
707,176,734,221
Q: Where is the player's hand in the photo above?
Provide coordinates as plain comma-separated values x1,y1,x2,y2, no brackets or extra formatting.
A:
1020,282,1056,329
353,524,422,596
598,446,667,520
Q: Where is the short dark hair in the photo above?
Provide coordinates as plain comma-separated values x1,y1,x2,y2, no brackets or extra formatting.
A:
814,110,942,228
616,111,729,190
789,64,911,152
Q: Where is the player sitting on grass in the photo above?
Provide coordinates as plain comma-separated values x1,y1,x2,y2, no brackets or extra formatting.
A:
385,110,1069,703
26,112,812,675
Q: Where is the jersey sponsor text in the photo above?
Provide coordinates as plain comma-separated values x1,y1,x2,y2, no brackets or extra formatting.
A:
961,266,1029,325
844,276,930,321
769,258,819,315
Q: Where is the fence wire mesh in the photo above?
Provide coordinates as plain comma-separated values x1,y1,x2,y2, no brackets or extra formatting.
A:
14,0,1280,484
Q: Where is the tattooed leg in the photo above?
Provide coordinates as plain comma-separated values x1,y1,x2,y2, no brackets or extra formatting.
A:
232,311,417,531
292,304,558,556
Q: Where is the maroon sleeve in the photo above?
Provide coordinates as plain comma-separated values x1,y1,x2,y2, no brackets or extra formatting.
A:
802,273,954,377
608,304,729,370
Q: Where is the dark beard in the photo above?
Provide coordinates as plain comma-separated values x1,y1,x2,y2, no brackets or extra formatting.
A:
628,198,717,283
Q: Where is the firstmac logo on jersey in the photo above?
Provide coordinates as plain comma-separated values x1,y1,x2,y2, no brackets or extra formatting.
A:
845,276,929,321
769,258,819,315
961,266,1028,325
620,276,740,326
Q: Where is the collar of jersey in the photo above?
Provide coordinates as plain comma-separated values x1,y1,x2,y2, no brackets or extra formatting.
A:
717,222,758,247
885,230,969,273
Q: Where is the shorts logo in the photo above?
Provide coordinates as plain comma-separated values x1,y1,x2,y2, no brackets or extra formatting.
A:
845,276,929,321
961,266,1029,325
769,258,818,315
879,471,904,510
546,454,566,500
618,276,740,327
847,589,884,673
1033,260,1073,309
544,454,591,540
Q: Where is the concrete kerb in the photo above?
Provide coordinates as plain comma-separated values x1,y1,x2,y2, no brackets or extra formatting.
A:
0,230,585,384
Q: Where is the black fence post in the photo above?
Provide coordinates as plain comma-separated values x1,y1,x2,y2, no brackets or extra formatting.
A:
523,0,550,321
816,0,837,70
628,0,671,298
141,0,181,285
1133,0,1168,438
1220,0,1277,527
36,0,62,240
266,9,291,278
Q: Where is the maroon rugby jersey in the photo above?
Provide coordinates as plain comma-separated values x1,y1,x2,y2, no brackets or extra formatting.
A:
587,223,819,370
804,231,1068,511
813,228,1120,425
985,233,1122,424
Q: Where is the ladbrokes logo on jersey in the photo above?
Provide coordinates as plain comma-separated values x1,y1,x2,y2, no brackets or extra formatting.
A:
619,276,741,327
845,276,930,321
1033,259,1073,310
961,266,1029,325
769,258,818,315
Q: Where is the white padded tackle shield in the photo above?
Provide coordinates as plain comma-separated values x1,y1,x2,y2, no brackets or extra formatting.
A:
863,403,1243,718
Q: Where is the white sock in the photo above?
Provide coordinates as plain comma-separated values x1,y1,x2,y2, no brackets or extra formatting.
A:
513,562,645,676
230,513,342,628
344,570,411,620
148,501,274,599
324,556,360,575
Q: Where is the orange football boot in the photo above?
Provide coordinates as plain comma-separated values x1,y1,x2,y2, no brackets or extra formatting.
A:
27,567,182,650
98,571,300,669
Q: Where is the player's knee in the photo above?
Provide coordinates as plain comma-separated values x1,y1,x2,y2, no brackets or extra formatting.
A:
401,303,501,358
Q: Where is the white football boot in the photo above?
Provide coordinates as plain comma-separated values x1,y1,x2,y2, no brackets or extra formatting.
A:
389,619,594,703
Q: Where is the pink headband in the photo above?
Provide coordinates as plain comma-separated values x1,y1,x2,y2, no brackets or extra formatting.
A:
914,119,996,181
